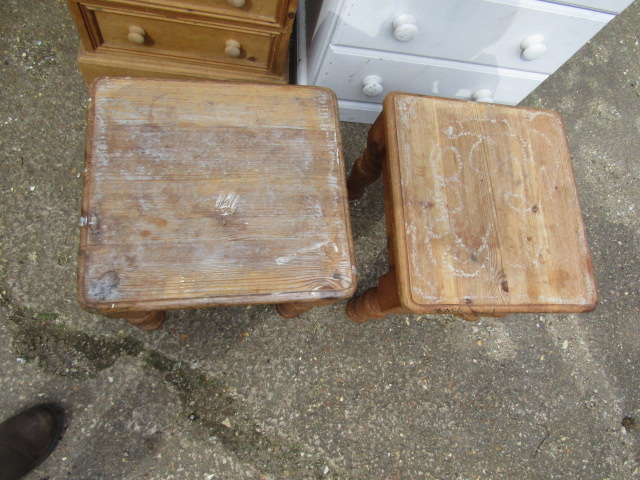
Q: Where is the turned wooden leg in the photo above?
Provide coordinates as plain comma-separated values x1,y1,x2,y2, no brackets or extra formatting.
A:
346,287,386,323
346,272,405,323
275,302,315,319
116,311,166,331
275,299,336,319
347,114,387,201
460,312,482,322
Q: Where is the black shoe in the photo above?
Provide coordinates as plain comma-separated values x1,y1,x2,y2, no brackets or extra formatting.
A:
0,404,64,480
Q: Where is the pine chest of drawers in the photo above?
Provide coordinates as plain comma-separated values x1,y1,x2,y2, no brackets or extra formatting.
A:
297,0,634,122
67,0,297,83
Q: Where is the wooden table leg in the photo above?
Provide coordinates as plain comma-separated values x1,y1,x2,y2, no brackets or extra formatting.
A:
347,125,407,323
275,299,337,319
113,311,166,331
346,271,405,323
347,114,387,200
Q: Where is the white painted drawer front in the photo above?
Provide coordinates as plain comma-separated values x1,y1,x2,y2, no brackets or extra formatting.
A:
338,100,383,124
316,46,548,106
330,0,613,75
545,0,634,14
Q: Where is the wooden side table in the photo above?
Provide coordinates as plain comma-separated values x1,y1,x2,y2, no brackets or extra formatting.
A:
78,78,356,330
346,93,597,322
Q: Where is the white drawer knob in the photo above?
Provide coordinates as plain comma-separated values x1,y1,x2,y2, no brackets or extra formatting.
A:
472,89,494,103
521,35,547,61
362,75,384,97
225,39,242,58
127,25,146,45
392,15,418,42
227,0,245,7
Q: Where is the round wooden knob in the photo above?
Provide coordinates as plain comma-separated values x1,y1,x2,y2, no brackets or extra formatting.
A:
362,75,383,97
392,15,418,42
225,39,242,58
127,25,146,45
472,89,494,103
521,35,547,60
227,0,246,7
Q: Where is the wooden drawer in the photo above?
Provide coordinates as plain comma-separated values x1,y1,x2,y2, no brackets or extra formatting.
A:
76,44,290,84
81,5,275,70
138,0,287,25
330,0,612,75
315,46,548,106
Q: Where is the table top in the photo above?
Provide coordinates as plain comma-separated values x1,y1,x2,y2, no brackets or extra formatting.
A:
383,93,597,315
78,78,355,314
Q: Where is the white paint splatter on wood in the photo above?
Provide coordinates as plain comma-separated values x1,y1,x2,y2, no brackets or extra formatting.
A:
215,193,240,216
276,241,331,265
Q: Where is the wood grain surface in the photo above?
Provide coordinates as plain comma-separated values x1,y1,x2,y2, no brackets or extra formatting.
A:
78,78,355,315
384,93,597,314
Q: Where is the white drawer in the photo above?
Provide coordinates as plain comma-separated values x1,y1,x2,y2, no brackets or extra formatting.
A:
338,99,383,124
329,0,613,75
316,46,548,106
545,0,634,13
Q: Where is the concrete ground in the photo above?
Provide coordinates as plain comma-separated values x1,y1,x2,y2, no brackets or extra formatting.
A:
1,0,639,478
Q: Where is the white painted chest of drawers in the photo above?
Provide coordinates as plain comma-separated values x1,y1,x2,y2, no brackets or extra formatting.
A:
297,0,634,122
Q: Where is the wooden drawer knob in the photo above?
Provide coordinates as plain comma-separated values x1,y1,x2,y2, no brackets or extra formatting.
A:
521,35,547,61
224,39,242,58
227,0,246,8
127,25,146,45
362,75,383,97
472,89,494,103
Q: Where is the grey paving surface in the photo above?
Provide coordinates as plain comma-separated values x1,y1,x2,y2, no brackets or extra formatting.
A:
1,1,639,478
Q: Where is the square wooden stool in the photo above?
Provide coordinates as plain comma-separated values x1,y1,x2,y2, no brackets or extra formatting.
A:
78,78,356,330
346,93,597,323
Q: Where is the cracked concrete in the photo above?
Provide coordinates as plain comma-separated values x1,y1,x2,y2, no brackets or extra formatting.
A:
1,0,639,478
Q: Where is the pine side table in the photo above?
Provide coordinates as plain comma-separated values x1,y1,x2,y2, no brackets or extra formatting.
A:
78,78,356,330
346,93,597,322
